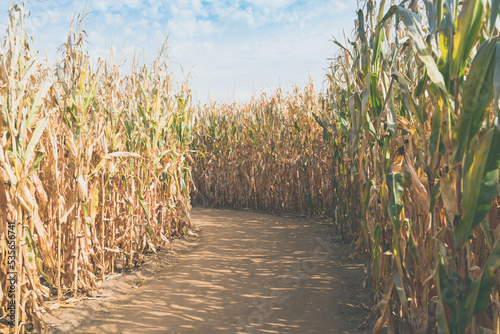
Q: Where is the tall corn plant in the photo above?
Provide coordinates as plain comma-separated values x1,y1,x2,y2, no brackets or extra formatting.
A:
0,4,194,332
0,5,52,332
322,0,500,332
191,0,500,332
192,84,361,240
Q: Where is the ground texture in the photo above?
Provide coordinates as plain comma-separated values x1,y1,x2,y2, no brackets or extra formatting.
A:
46,207,370,333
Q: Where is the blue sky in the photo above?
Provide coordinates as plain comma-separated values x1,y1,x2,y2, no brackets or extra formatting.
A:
0,0,357,103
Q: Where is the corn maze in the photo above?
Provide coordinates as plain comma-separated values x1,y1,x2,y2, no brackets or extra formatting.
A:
0,5,193,333
1,1,500,333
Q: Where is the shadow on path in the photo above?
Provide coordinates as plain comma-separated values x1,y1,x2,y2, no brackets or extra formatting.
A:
52,207,369,334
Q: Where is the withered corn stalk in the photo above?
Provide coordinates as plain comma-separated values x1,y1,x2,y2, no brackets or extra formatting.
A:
192,85,361,239
0,5,193,333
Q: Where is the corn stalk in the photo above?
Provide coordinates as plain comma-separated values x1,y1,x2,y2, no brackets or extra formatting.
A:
0,4,194,332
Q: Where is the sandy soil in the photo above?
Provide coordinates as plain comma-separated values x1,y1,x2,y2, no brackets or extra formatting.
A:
45,207,370,334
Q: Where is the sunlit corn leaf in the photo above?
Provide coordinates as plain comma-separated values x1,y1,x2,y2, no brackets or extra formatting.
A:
455,126,500,250
450,0,485,80
451,37,498,165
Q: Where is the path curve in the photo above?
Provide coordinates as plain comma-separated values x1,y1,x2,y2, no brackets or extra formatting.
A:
51,207,369,334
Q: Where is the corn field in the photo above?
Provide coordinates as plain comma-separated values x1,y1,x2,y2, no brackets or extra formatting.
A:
1,0,500,333
192,0,500,333
0,5,193,333
192,86,362,240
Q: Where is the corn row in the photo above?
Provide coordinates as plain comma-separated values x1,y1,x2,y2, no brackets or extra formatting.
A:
0,6,193,332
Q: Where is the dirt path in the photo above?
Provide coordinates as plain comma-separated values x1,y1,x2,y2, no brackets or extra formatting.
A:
47,207,370,333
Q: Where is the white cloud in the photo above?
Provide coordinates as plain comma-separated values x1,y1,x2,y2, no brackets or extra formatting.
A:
122,0,142,9
246,0,298,10
92,0,112,12
91,0,145,12
104,12,123,26
0,0,357,103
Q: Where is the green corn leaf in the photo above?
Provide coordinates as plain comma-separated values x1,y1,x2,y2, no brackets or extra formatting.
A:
436,0,444,29
137,190,149,219
387,173,403,233
490,0,500,36
364,111,378,143
379,5,448,94
82,202,89,219
471,237,500,314
360,86,370,129
424,0,437,36
430,180,441,212
451,37,498,165
357,9,369,76
26,151,44,178
83,76,99,112
415,67,428,97
393,264,409,317
64,105,78,127
138,104,148,124
370,73,382,118
372,26,385,72
405,219,420,266
454,238,500,333
450,0,485,80
24,226,51,285
455,126,500,250
435,257,451,334
494,42,500,114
